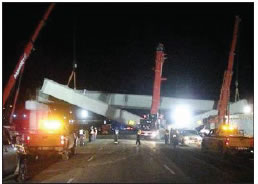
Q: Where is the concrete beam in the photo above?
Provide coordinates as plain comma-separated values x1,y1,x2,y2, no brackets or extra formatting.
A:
191,99,249,128
41,79,141,125
79,90,215,113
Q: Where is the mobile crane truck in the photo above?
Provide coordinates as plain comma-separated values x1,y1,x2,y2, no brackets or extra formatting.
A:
3,3,76,181
201,16,254,157
139,43,166,140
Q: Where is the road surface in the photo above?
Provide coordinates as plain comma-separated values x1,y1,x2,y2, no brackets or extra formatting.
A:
3,139,254,183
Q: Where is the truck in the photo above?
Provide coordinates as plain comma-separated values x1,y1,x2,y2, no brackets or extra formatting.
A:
139,43,166,140
15,101,77,161
202,16,254,157
201,124,254,156
101,124,111,135
2,4,56,182
2,3,75,160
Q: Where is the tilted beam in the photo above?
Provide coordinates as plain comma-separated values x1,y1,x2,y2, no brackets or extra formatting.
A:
41,79,141,125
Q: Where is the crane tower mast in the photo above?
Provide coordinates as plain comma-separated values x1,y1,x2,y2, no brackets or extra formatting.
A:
150,43,166,115
217,16,241,127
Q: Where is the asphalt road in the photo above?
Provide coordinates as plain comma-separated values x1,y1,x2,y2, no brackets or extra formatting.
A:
3,139,254,183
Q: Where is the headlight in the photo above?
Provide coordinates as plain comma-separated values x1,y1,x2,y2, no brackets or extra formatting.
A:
151,131,159,138
184,136,189,140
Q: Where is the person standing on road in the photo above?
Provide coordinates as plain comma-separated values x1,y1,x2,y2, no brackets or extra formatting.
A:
89,127,92,142
85,128,89,143
90,126,95,141
79,129,84,146
165,129,169,144
136,129,141,145
170,128,179,148
94,127,98,140
114,128,119,144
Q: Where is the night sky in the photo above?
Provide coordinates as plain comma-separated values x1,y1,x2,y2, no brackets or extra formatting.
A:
2,3,254,107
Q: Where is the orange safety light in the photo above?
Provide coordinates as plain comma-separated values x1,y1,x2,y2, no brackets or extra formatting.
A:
60,135,65,145
39,119,62,131
225,137,230,146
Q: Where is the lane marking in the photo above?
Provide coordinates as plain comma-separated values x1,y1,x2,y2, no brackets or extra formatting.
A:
88,156,94,162
67,178,74,183
163,164,176,175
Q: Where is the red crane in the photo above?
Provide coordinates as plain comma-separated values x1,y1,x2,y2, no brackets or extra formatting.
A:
139,44,166,138
3,3,55,125
150,43,167,115
3,3,55,108
217,16,241,128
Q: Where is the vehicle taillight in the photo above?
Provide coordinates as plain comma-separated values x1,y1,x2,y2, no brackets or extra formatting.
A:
25,135,30,144
250,138,254,147
225,138,230,146
60,135,65,145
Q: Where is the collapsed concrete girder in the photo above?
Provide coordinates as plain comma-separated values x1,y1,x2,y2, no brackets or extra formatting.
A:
41,79,141,125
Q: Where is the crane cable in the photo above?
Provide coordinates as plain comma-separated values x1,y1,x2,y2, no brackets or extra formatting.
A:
234,20,241,102
67,17,78,89
73,16,77,71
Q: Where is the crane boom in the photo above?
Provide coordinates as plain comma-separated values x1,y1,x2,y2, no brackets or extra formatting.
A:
150,43,166,115
139,44,166,139
217,16,241,127
3,3,55,107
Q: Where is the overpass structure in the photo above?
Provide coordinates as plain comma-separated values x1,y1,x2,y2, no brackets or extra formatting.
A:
191,99,250,128
79,90,215,113
41,79,250,130
41,79,218,125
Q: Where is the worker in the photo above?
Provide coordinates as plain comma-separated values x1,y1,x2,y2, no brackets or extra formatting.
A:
85,128,89,143
73,132,78,147
114,128,119,144
94,127,98,140
88,127,92,142
79,129,84,146
170,128,179,149
90,126,95,141
164,129,169,144
136,129,141,145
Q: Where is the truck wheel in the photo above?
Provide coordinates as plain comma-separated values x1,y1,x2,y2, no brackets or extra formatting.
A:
62,151,70,160
17,157,28,182
201,142,207,152
71,145,76,155
222,148,230,159
223,151,230,159
181,139,185,146
218,142,224,154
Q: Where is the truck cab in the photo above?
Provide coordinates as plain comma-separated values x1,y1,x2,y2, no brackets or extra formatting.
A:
202,125,254,156
14,101,77,160
20,118,76,160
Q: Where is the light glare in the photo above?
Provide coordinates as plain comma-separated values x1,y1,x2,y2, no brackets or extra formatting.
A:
171,105,192,128
81,110,88,118
243,105,251,114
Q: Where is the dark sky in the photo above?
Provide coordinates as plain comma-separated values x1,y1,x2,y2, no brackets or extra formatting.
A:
2,3,254,106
